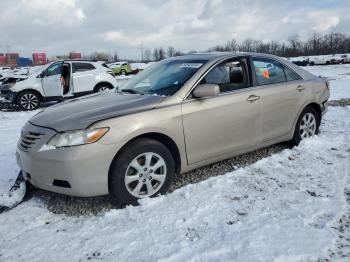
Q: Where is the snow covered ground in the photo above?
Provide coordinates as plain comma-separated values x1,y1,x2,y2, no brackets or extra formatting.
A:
0,65,349,261
303,64,350,101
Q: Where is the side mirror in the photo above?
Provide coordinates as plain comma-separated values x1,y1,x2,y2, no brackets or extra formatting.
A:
37,71,45,78
192,84,220,98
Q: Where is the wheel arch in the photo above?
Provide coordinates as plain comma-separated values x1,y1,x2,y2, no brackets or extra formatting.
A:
16,89,44,102
93,81,114,92
304,102,322,122
108,132,181,192
292,101,322,135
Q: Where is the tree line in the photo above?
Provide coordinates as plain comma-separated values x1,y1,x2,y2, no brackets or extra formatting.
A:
208,33,350,57
81,32,350,62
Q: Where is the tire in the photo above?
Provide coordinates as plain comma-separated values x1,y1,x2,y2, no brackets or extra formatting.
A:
291,106,320,145
310,62,315,66
95,84,111,93
109,138,175,205
16,91,40,111
120,70,126,75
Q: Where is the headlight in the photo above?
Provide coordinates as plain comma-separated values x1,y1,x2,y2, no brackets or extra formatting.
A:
40,127,109,151
1,83,15,91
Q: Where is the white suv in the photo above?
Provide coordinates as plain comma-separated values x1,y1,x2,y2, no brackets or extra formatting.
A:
0,60,117,110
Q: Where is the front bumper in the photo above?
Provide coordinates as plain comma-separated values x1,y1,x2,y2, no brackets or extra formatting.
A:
16,122,122,197
0,90,17,103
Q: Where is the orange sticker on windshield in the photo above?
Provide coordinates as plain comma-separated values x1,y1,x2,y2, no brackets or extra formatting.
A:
263,70,270,79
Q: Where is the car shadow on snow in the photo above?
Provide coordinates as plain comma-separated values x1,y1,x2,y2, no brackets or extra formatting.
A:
24,142,289,216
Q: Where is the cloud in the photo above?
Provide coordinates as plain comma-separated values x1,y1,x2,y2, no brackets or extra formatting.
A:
0,0,349,59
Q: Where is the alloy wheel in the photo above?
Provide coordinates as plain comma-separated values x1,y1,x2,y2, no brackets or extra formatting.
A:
300,112,317,139
98,86,109,92
124,152,167,198
20,93,39,110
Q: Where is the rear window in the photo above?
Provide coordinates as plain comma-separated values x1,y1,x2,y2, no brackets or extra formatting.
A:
72,63,95,73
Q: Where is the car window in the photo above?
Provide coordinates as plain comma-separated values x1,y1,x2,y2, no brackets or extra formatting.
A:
284,66,301,81
202,59,248,93
46,62,63,77
72,63,95,73
252,58,286,85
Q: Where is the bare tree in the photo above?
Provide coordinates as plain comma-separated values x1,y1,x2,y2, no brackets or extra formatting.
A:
113,51,119,62
153,48,160,61
159,47,166,60
167,46,176,57
144,48,151,61
224,38,238,51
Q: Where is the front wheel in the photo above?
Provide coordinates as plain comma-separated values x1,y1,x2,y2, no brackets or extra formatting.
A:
109,138,175,205
291,106,320,145
16,91,40,111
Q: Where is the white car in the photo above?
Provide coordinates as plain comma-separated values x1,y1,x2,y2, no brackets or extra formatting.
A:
340,54,350,64
0,67,11,73
308,55,332,66
0,60,117,110
330,54,344,64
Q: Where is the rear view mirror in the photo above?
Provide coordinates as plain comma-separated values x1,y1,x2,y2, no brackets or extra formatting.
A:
193,84,220,98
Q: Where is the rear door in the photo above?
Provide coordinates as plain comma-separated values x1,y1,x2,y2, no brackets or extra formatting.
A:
72,62,96,94
251,57,307,142
182,57,262,164
41,62,63,98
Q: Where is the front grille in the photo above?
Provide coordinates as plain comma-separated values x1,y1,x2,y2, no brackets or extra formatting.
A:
19,131,45,151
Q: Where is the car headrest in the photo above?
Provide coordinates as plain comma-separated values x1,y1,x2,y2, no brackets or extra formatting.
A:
230,69,243,83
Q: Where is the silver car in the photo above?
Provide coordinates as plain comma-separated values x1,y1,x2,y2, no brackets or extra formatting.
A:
16,53,330,205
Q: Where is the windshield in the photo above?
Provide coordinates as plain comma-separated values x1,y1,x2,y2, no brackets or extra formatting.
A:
118,59,208,96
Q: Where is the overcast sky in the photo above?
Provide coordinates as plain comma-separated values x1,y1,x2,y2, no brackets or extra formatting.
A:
1,0,349,59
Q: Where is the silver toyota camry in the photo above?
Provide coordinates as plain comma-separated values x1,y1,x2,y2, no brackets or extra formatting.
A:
16,53,330,205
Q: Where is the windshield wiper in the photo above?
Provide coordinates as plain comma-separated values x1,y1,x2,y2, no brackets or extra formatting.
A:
118,89,144,95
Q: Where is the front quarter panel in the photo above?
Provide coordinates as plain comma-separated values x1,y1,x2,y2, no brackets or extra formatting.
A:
91,103,187,172
12,77,44,95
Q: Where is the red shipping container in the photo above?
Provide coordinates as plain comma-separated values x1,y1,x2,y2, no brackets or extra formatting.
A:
69,52,82,59
0,56,6,66
6,53,19,60
32,52,47,65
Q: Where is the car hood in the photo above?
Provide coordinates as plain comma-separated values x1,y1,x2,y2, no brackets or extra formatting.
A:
30,93,166,132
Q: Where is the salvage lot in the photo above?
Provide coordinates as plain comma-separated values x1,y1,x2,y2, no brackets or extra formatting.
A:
0,64,350,261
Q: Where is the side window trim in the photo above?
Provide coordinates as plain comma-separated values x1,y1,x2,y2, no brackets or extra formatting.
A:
184,56,253,100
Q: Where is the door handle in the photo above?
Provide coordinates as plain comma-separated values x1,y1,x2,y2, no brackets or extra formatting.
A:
296,85,305,91
247,95,260,102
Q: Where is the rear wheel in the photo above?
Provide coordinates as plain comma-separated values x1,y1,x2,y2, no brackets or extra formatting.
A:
109,138,175,205
291,106,320,145
16,91,40,111
120,69,126,75
95,84,112,93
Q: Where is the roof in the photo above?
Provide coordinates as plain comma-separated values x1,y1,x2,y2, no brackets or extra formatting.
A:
167,52,281,62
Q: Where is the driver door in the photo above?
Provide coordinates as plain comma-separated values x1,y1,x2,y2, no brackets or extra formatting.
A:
41,62,63,98
182,58,262,164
